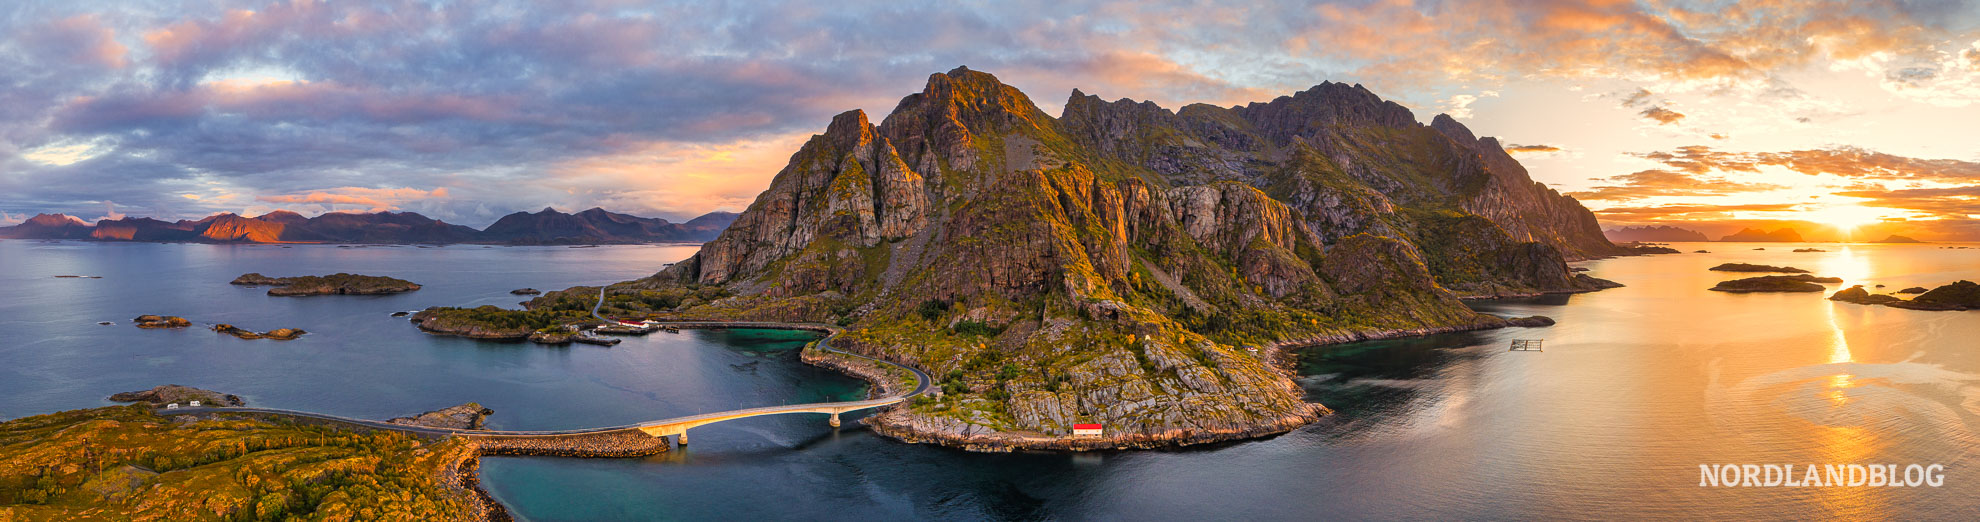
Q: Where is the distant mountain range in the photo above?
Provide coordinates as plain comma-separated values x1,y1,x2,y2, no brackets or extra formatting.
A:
1719,227,1804,242
1604,225,1708,242
0,208,737,244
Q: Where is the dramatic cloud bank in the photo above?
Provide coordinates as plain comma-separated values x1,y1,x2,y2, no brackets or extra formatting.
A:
0,1,1976,235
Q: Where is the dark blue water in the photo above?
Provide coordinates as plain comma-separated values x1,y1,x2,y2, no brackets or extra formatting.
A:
6,240,1980,520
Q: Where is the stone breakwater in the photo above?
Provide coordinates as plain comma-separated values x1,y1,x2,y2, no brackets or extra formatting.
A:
465,430,670,458
438,443,514,522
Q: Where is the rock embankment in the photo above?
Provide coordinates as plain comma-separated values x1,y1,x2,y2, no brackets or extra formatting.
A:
1833,281,1980,311
132,315,191,328
389,403,494,430
1709,263,1808,273
108,385,245,407
468,431,669,458
1710,274,1842,293
232,272,421,296
213,324,306,340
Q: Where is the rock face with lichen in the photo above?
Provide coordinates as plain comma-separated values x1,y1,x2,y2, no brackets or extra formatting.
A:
388,403,495,430
517,67,1616,451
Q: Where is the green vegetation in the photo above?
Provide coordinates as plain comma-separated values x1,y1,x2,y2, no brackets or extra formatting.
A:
0,405,478,521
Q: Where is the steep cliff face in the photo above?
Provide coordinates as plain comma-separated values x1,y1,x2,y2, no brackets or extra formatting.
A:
531,67,1596,450
1058,85,1620,296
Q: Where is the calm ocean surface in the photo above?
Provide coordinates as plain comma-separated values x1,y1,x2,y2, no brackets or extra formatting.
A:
3,239,1978,520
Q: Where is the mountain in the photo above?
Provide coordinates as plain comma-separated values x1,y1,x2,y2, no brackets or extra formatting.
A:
1871,234,1922,244
0,214,93,239
1605,225,1708,242
91,217,198,241
302,211,480,243
521,67,1621,450
2,209,731,244
479,207,724,244
1719,227,1803,242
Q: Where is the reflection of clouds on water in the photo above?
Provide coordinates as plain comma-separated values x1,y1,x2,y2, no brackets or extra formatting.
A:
1707,357,1980,448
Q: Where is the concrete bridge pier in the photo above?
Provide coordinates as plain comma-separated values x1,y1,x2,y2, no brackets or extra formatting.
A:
828,412,841,428
677,430,687,446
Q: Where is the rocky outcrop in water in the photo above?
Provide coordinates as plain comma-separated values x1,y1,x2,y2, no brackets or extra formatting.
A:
1897,286,1928,294
212,324,306,340
132,315,191,328
1888,280,1980,311
1828,285,1901,305
1711,274,1843,293
108,385,245,407
389,403,494,430
232,273,421,296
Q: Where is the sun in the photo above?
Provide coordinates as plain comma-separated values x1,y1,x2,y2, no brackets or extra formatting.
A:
1809,203,1887,234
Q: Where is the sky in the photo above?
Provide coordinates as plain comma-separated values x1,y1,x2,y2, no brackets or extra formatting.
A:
1,0,1977,239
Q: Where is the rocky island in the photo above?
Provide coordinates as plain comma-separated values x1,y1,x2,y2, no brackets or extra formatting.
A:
1709,263,1808,273
1710,274,1843,292
107,384,245,407
231,272,422,296
420,67,1627,452
409,305,591,342
131,315,191,328
212,323,307,340
1833,280,1980,311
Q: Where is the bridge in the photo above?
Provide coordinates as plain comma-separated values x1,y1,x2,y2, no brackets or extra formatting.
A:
158,286,930,454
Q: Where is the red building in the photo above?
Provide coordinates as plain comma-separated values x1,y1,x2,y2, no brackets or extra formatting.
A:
1073,423,1103,436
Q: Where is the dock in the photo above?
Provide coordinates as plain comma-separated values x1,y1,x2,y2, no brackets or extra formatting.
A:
1509,339,1543,351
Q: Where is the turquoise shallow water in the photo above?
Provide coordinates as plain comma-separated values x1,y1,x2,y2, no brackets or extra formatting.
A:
4,240,1979,520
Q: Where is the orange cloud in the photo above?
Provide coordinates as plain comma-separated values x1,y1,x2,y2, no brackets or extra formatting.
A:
1568,169,1785,202
1504,144,1562,154
1633,146,1980,181
1638,106,1685,125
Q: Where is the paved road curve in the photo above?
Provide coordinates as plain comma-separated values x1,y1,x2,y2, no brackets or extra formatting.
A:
161,285,928,441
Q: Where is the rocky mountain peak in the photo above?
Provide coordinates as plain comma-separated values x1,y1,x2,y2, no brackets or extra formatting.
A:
879,66,1054,154
25,213,84,226
1430,113,1478,144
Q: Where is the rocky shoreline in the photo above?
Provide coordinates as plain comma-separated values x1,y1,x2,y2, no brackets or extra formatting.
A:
789,315,1567,452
